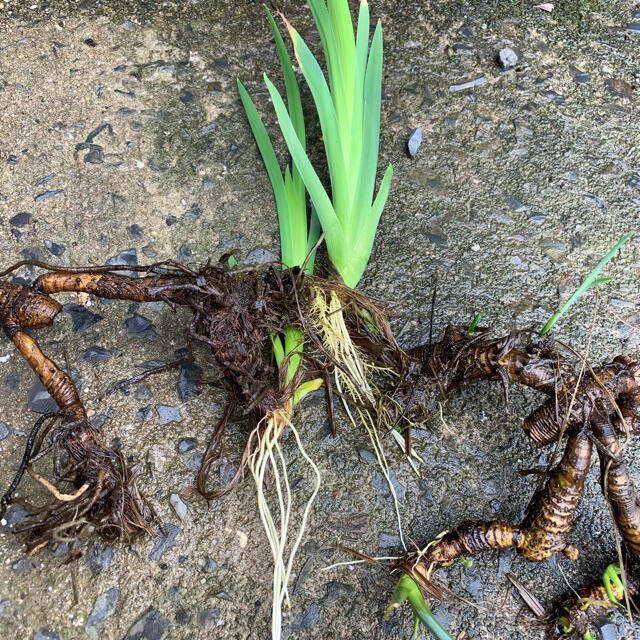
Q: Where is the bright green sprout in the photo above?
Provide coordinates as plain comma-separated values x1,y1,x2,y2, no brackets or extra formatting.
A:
467,312,481,337
385,574,455,640
602,562,625,606
583,631,595,640
558,612,573,634
265,0,393,288
226,254,237,268
540,232,633,336
460,555,473,568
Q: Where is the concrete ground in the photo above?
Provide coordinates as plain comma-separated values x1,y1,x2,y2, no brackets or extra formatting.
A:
1,1,640,638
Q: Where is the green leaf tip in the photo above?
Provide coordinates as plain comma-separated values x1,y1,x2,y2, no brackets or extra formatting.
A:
385,575,455,640
539,232,634,337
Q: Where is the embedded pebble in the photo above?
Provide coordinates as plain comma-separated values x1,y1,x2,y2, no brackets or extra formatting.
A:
177,437,197,453
0,600,9,616
82,346,112,362
136,405,153,422
178,362,202,401
379,533,401,547
202,557,217,573
605,78,633,99
44,240,65,256
10,212,32,227
85,587,119,640
196,608,220,629
107,248,138,277
627,175,640,190
123,608,169,640
156,405,182,424
12,557,33,575
63,304,104,331
628,23,640,32
245,248,277,264
372,469,406,500
86,545,114,575
127,223,143,237
497,47,518,68
449,76,487,92
170,494,187,520
175,609,191,625
35,189,64,201
0,421,11,441
126,314,158,341
149,524,181,561
358,449,377,465
4,373,19,391
33,630,62,640
407,127,422,157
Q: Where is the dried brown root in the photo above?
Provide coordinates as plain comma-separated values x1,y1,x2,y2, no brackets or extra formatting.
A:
389,325,640,448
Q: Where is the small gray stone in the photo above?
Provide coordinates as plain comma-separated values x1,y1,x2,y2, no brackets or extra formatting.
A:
33,630,61,640
497,47,518,68
540,90,565,104
44,240,65,256
379,532,401,548
123,608,169,640
63,304,104,332
178,363,202,401
126,314,158,341
177,438,197,453
181,453,203,472
86,545,114,575
595,620,618,640
0,421,11,441
107,248,138,278
203,177,214,191
627,175,640,191
358,449,377,465
372,468,406,500
12,557,33,575
196,608,220,629
82,346,112,363
626,23,640,32
156,405,182,425
528,214,546,225
122,20,135,31
202,557,217,573
149,524,181,561
0,600,9,616
85,587,119,640
245,248,277,264
10,212,31,227
35,189,64,201
449,76,487,92
407,127,422,157
170,494,187,520
505,193,525,211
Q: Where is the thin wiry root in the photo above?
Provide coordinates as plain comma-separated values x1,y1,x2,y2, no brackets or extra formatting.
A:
248,404,321,640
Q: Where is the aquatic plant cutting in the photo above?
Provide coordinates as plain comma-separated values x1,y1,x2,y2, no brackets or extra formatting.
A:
1,1,640,639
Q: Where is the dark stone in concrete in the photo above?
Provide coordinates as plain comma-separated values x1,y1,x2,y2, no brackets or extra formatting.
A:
63,304,104,331
5,372,20,391
35,189,64,201
0,421,11,441
149,524,181,561
156,405,182,424
127,223,143,237
245,248,277,264
86,588,119,640
126,314,158,340
33,630,62,640
497,47,519,68
196,608,220,629
175,609,191,625
123,608,169,640
10,211,31,227
44,240,65,256
12,557,33,575
203,557,217,573
407,127,422,157
178,362,202,401
177,437,197,453
82,346,112,362
86,545,114,575
605,78,633,99
0,505,31,532
106,248,138,277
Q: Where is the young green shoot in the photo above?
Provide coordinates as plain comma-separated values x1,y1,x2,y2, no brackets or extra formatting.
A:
265,0,414,550
540,232,633,336
238,7,323,639
385,574,454,640
467,312,481,337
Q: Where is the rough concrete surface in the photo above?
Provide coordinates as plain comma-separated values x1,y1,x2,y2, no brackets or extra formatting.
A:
1,1,640,639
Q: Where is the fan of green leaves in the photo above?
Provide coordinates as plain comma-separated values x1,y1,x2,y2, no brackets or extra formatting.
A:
264,0,393,288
